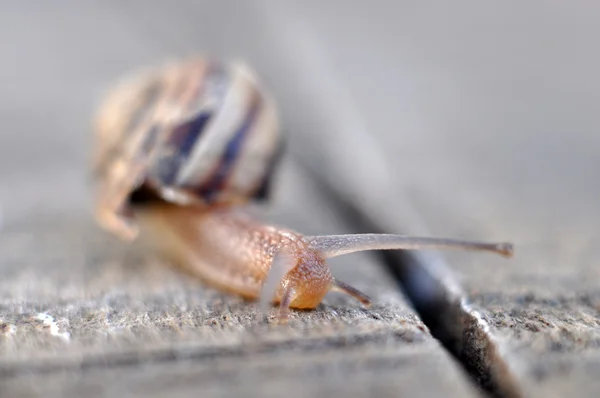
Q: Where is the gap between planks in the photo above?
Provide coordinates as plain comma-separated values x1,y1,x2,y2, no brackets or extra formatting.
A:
296,159,524,398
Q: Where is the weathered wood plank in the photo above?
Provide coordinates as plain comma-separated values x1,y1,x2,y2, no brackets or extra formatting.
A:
437,184,600,398
0,159,479,397
0,344,465,398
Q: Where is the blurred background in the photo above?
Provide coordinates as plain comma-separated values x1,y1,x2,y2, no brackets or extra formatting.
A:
1,1,599,289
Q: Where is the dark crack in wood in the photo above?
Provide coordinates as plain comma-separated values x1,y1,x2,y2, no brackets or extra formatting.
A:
297,158,524,398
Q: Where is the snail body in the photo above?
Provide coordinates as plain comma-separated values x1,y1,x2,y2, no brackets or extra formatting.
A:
93,57,513,322
135,203,512,321
135,204,335,312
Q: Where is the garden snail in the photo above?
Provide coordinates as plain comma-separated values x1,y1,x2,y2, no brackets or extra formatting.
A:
92,56,513,322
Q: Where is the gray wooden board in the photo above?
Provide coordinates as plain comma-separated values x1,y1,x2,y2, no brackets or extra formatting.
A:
422,170,600,398
0,158,478,397
0,345,464,398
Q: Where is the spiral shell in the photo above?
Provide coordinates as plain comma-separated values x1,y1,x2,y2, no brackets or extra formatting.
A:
92,57,282,241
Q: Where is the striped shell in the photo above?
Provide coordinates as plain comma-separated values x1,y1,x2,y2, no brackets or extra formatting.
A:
93,57,282,241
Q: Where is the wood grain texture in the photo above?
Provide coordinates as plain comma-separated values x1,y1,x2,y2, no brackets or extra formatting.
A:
0,148,479,398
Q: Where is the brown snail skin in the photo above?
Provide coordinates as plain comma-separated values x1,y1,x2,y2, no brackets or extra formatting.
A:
93,57,514,323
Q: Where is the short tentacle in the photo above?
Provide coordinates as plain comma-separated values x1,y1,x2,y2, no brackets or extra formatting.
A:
331,279,372,307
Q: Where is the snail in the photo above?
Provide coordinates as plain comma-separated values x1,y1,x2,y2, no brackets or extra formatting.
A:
92,57,513,322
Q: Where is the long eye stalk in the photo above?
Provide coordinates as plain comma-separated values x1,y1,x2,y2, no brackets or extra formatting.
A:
306,234,513,259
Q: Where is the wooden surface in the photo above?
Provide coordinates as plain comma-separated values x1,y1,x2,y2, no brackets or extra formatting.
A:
0,161,480,398
1,1,600,397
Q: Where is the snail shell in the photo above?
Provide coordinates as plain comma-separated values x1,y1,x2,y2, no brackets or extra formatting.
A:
92,57,282,241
